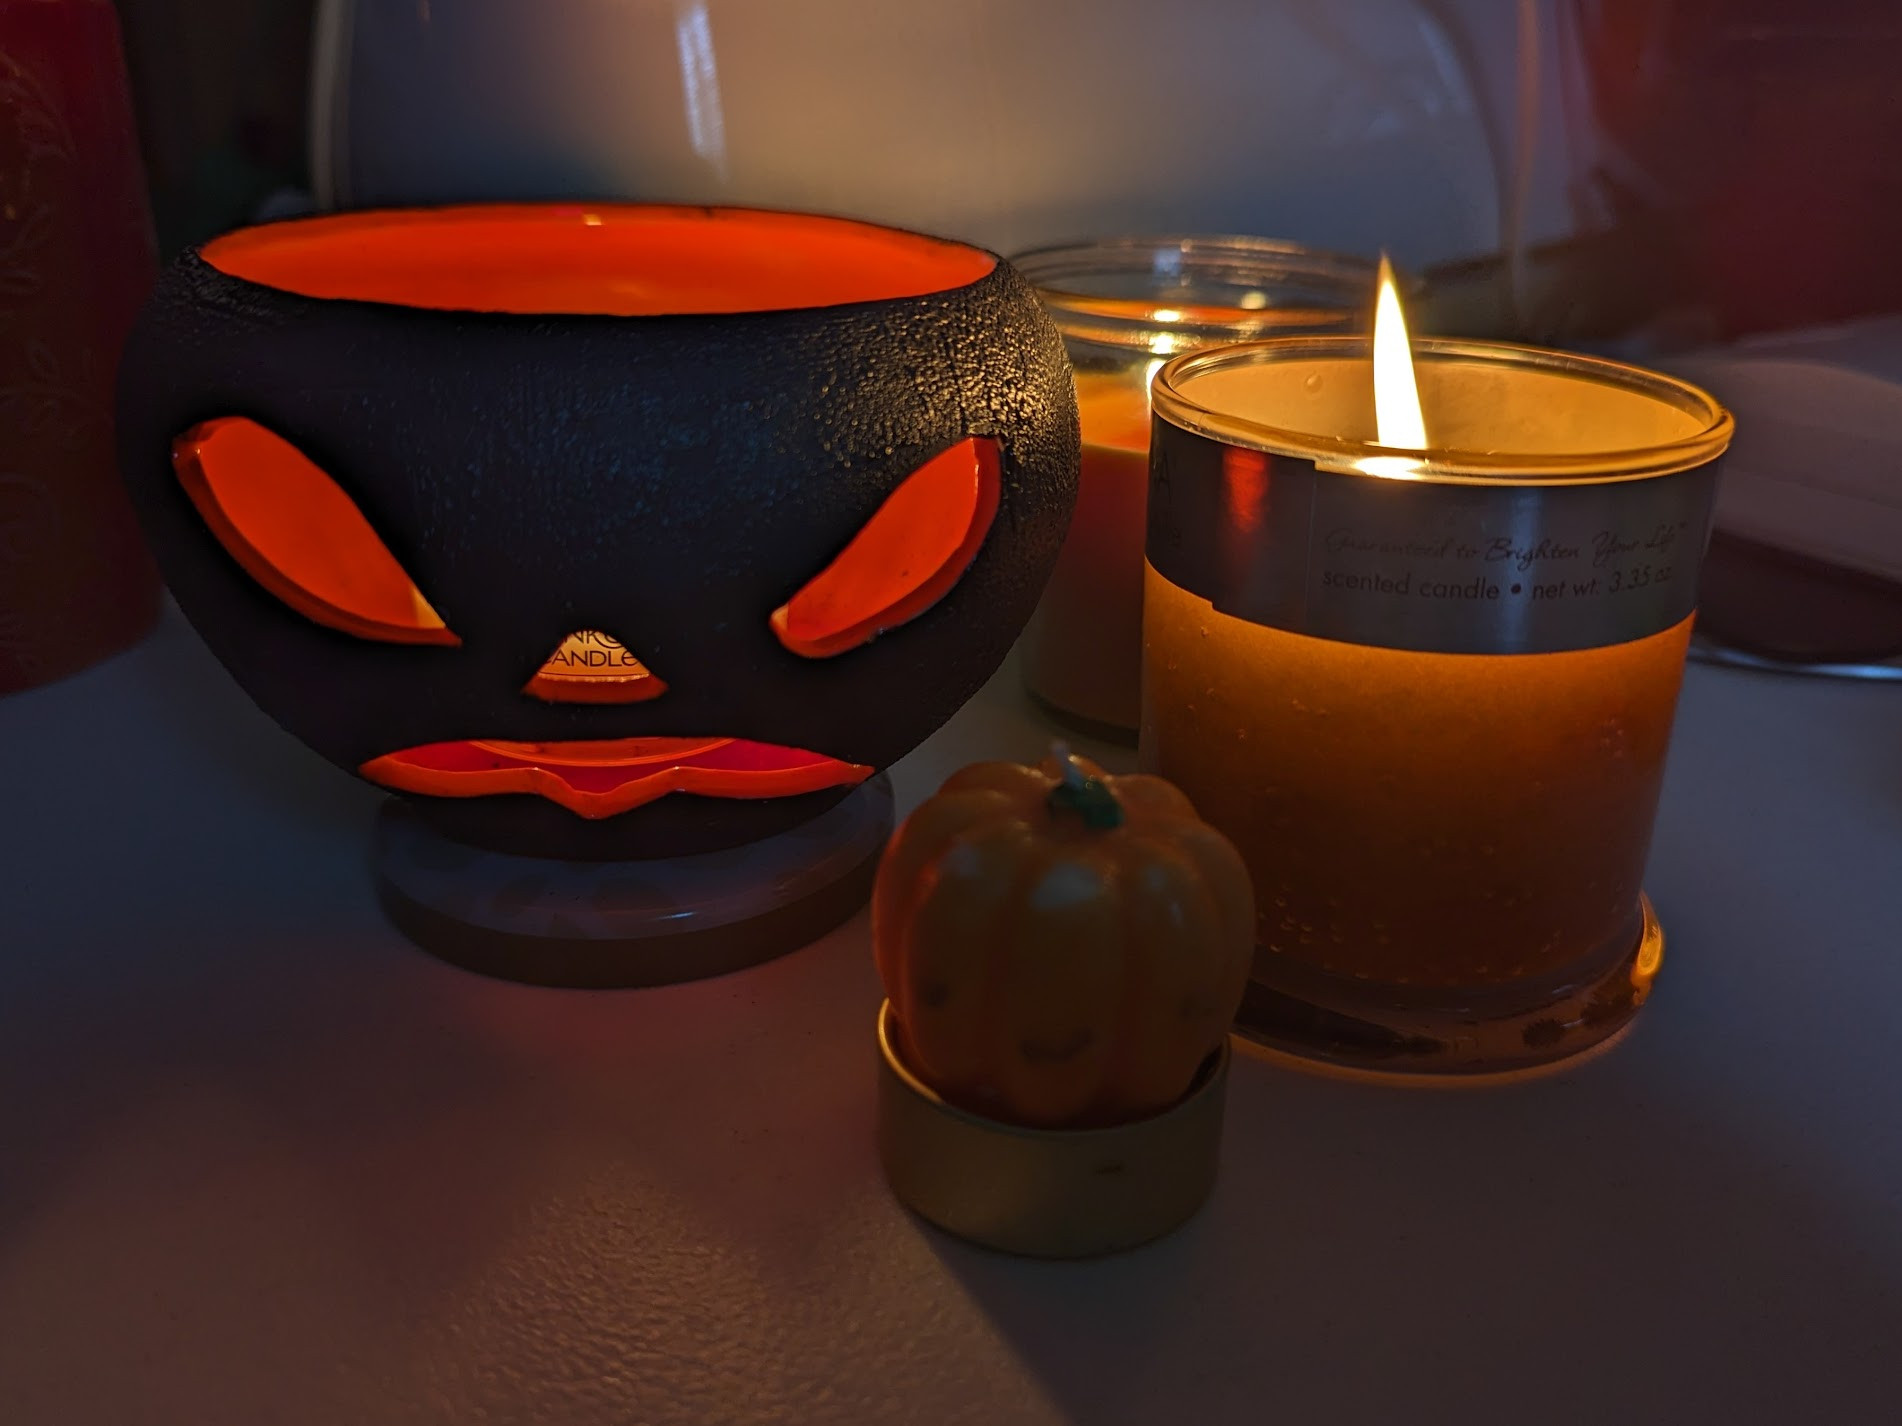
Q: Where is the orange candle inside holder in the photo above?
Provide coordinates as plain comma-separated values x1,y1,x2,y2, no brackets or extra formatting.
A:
1143,319,1732,1077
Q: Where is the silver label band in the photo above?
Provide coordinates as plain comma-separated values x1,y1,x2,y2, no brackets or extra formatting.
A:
1147,420,1723,654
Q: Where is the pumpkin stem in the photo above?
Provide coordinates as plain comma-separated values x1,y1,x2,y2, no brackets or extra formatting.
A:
1046,741,1125,830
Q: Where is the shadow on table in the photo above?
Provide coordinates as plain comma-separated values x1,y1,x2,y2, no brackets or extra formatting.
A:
0,866,895,1424
0,908,886,1291
921,1039,1902,1425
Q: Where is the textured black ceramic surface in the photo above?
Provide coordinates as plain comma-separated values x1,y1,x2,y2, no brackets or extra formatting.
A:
116,208,1079,859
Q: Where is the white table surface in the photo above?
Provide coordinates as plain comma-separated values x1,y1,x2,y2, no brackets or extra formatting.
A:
2,607,1898,1425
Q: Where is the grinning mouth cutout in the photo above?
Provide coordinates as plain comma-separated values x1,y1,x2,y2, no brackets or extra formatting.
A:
359,737,873,819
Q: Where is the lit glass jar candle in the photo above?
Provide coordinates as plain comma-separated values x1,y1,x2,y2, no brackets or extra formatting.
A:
1013,238,1372,740
1143,322,1733,1076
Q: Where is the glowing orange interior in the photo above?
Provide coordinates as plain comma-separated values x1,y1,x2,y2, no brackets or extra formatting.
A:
173,418,457,645
200,205,998,315
772,437,1001,659
360,737,872,819
524,630,668,704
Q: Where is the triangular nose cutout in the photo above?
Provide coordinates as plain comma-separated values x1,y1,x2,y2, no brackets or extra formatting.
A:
524,630,669,704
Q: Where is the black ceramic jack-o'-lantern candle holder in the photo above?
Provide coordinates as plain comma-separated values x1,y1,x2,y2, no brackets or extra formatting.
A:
117,204,1079,986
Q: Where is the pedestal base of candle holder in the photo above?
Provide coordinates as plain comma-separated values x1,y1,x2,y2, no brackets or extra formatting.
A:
371,775,893,988
1230,895,1664,1080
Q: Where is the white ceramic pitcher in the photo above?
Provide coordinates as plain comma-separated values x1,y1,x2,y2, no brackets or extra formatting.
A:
309,0,1520,266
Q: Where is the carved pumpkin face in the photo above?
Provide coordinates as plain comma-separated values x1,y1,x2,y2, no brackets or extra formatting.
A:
117,206,1079,858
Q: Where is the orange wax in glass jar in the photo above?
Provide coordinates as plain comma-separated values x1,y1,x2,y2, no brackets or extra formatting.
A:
1144,337,1733,1077
1145,585,1693,989
1013,239,1372,739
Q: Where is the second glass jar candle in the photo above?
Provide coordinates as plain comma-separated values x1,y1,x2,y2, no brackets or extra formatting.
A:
1013,238,1374,739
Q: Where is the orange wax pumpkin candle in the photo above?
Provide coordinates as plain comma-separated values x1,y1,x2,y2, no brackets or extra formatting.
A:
1142,271,1733,1077
873,747,1252,1129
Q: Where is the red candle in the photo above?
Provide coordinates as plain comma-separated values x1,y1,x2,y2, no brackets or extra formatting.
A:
0,0,159,694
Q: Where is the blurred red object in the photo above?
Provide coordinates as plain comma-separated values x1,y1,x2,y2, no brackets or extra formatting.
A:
0,0,159,695
1577,0,1902,338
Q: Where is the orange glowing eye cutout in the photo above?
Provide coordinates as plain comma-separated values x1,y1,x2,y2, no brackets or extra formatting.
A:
172,418,458,645
771,437,1001,658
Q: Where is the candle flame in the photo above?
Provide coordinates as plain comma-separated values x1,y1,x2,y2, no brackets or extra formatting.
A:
1373,253,1427,451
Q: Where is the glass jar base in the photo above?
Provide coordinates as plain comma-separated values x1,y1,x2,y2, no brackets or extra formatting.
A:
1231,895,1664,1080
1023,684,1140,748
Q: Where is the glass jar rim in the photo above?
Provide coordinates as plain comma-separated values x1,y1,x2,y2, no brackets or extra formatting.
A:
1010,235,1379,346
1152,335,1735,486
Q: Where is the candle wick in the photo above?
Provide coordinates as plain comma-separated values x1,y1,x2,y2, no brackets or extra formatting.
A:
1050,739,1088,792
